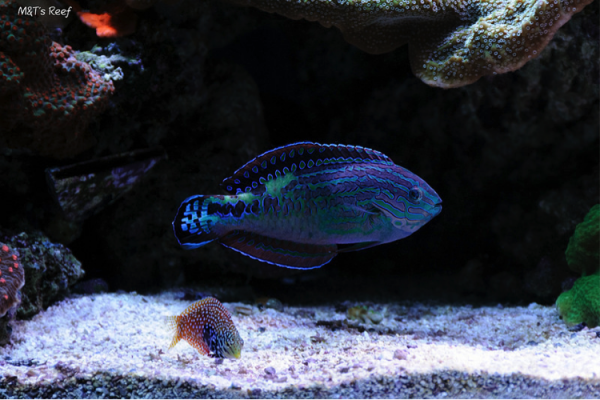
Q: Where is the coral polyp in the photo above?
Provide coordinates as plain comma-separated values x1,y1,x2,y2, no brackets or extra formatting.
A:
0,243,24,318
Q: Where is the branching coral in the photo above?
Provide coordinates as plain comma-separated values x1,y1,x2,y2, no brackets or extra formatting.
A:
0,0,115,158
227,0,594,87
0,243,24,318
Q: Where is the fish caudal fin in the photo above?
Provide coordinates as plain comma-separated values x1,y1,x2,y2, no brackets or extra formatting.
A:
165,316,181,349
220,230,337,269
173,195,219,249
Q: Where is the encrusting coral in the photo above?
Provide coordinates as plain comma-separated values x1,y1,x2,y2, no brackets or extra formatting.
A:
227,0,594,87
0,243,24,318
556,205,600,328
0,0,115,158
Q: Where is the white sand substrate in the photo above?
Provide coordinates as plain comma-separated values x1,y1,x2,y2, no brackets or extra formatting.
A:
1,292,599,397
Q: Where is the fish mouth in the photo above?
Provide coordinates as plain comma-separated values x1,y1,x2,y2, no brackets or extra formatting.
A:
224,348,242,359
432,203,443,216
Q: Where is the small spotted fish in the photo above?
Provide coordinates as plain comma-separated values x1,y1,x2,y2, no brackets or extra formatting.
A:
173,142,442,269
166,297,243,359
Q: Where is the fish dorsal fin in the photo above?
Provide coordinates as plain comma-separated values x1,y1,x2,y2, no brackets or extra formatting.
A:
221,142,394,194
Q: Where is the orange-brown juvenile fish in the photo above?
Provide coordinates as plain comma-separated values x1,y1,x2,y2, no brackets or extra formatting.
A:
166,297,243,359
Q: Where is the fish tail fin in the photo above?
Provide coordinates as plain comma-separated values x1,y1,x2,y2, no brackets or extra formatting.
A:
172,195,221,249
165,315,181,349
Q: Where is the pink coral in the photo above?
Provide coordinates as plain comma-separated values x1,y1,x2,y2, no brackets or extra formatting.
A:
0,0,114,158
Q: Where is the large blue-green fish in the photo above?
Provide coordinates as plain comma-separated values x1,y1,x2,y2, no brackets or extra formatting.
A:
173,142,442,269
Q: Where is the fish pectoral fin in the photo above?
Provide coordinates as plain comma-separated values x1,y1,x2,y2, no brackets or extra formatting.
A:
219,230,337,269
336,241,381,253
368,200,390,214
342,204,381,216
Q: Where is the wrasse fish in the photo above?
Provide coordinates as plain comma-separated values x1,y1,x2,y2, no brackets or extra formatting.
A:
173,142,442,269
166,297,243,359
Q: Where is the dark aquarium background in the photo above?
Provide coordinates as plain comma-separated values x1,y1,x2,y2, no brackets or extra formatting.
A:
1,0,598,310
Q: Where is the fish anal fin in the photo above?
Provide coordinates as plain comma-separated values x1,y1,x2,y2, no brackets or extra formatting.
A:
220,142,394,194
220,230,337,269
337,241,381,253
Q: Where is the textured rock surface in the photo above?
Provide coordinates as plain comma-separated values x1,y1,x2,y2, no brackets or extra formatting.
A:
1,232,84,319
0,242,24,346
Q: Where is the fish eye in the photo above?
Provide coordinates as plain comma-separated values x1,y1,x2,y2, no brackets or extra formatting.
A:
409,187,422,202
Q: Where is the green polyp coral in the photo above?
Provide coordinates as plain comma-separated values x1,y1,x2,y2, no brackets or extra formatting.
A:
227,0,594,87
556,205,600,328
565,204,600,276
556,273,600,328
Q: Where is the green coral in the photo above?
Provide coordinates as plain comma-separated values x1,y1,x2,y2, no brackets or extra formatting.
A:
557,205,600,328
556,273,600,328
565,204,600,276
